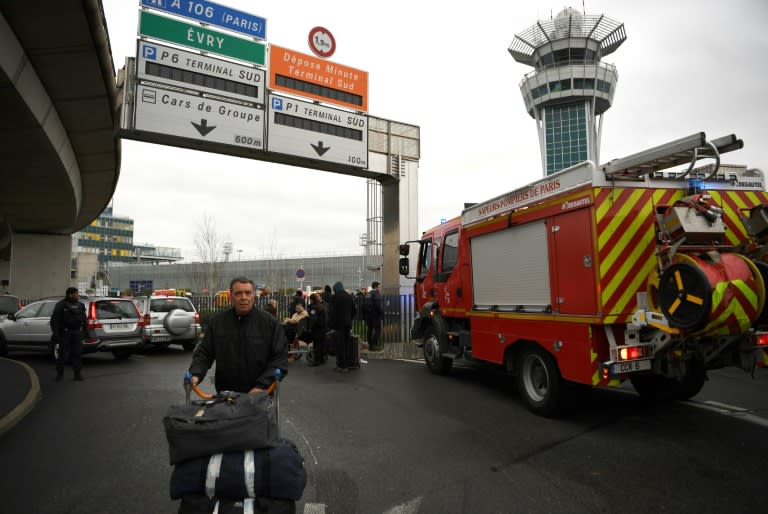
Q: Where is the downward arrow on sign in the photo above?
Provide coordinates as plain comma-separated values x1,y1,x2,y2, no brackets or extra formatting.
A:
311,141,331,156
191,119,216,136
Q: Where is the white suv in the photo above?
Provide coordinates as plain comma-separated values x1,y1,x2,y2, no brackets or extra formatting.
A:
133,296,200,351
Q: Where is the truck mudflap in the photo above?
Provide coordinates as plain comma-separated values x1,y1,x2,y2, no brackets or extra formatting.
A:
410,302,440,343
410,318,423,343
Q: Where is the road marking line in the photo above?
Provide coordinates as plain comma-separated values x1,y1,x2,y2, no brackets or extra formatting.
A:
383,496,423,514
698,400,749,412
285,418,318,465
687,400,768,427
303,503,326,513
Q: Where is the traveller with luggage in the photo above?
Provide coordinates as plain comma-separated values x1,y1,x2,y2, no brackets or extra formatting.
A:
165,276,302,513
329,281,357,372
306,293,328,366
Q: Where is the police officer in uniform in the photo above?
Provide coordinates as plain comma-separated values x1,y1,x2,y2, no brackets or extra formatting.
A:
51,287,87,381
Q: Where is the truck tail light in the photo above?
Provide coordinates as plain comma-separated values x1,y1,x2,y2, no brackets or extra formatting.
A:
194,312,200,325
87,303,102,329
617,345,648,361
754,333,768,347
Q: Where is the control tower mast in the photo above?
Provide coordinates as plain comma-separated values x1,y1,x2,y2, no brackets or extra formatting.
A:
509,8,626,176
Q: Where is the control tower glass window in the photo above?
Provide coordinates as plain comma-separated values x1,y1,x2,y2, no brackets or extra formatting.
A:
544,102,589,175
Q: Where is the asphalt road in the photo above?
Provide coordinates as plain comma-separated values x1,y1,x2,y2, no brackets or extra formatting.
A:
0,348,766,514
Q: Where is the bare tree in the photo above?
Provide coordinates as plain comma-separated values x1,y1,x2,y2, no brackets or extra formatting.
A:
193,214,228,294
259,228,285,292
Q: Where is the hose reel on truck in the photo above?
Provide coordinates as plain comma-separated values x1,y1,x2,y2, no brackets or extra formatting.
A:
653,252,765,333
648,187,768,332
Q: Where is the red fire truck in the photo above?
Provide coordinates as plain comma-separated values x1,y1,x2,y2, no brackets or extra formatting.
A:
399,132,768,416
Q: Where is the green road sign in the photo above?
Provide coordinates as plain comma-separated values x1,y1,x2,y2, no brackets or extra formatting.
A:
139,10,265,66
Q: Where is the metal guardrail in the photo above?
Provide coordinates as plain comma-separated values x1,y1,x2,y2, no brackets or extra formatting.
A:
12,293,419,345
190,294,417,344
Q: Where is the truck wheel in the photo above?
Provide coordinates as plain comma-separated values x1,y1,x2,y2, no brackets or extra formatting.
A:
516,346,563,417
669,367,707,400
629,374,669,400
423,329,452,375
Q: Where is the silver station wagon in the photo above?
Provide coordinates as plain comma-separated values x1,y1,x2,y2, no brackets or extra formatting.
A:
0,297,143,360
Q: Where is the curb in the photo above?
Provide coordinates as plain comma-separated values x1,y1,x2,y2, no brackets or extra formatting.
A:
0,358,42,438
362,341,422,361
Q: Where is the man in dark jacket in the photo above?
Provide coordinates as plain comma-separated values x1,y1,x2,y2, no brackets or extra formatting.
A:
50,287,87,381
330,281,357,372
365,281,384,351
189,277,289,393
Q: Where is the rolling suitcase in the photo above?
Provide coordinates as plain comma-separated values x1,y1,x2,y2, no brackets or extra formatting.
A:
324,330,336,356
348,333,360,368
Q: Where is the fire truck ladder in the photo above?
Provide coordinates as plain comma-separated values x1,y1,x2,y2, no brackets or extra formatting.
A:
599,132,743,181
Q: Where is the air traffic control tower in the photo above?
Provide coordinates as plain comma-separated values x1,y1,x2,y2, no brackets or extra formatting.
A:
509,8,626,176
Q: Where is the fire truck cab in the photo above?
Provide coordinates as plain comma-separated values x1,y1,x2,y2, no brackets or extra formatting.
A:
400,132,768,416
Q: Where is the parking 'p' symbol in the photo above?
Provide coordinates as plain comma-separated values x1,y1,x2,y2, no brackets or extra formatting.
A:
142,45,157,60
271,97,283,110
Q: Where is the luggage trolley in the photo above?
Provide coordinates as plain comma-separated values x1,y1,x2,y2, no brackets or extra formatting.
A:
284,317,312,362
173,370,301,513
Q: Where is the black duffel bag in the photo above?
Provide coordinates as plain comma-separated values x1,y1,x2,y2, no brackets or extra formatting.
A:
163,392,277,465
170,438,307,501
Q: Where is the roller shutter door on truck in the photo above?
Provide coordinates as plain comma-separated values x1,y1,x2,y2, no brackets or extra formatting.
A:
470,220,550,310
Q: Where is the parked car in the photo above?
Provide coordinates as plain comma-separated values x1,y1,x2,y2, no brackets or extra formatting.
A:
0,294,21,315
0,297,143,360
132,295,200,351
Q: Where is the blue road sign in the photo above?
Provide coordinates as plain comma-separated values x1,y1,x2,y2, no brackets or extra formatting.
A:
140,0,267,40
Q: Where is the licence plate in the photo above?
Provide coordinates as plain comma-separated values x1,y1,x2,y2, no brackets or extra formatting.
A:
612,359,651,374
110,323,130,329
152,335,171,342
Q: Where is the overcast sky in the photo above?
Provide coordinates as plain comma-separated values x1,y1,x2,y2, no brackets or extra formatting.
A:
102,0,768,262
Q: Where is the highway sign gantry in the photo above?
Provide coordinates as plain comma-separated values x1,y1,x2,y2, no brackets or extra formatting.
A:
137,40,266,104
134,85,265,149
140,0,267,40
269,45,368,112
268,94,368,168
139,10,266,66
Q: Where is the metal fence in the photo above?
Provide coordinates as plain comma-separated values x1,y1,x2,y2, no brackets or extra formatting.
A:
190,294,417,344
13,293,419,345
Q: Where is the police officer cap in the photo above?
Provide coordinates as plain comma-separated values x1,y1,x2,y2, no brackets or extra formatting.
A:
65,287,78,296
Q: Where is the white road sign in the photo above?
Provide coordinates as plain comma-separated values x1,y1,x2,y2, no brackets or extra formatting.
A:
137,41,265,104
267,94,368,168
134,85,265,150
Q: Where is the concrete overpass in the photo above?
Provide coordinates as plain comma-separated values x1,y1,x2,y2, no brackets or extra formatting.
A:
0,0,120,298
